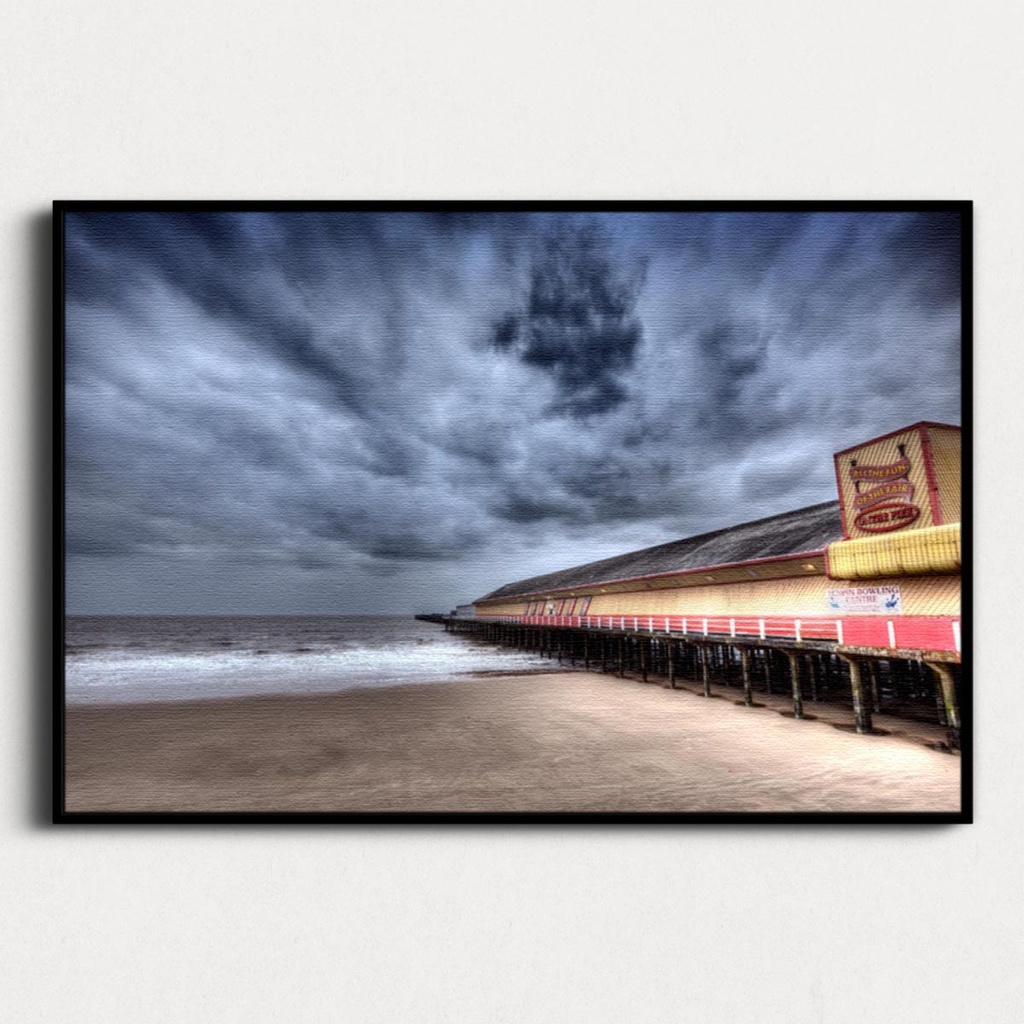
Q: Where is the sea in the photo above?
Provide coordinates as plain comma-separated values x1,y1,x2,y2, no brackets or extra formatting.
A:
65,615,560,706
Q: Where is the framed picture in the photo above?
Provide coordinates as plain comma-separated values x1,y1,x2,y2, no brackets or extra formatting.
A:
55,201,970,823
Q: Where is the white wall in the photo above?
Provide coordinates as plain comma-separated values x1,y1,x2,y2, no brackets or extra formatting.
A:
3,2,1020,1021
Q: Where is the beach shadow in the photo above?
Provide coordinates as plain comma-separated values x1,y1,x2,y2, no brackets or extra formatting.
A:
831,724,891,737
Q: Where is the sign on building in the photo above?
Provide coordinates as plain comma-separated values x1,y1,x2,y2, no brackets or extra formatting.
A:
832,423,961,539
826,585,902,615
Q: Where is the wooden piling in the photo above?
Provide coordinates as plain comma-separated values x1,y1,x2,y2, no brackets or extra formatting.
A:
787,651,804,719
935,691,948,725
841,656,873,734
867,660,881,713
926,662,961,751
740,648,753,706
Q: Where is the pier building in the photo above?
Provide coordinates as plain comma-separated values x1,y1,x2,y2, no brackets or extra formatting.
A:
449,422,964,748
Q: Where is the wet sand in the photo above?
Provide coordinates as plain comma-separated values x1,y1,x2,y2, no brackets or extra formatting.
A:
64,671,961,813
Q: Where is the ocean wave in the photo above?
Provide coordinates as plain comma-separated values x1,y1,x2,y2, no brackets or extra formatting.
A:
64,624,559,705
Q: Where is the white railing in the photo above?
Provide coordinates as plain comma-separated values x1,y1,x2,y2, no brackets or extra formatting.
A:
474,612,960,653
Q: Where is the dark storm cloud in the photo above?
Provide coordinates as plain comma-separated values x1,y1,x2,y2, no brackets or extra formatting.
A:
882,211,962,306
67,212,376,415
490,222,647,417
696,322,769,408
64,209,962,613
707,212,811,273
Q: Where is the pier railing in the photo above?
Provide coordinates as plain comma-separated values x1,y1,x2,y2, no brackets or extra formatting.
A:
473,613,961,656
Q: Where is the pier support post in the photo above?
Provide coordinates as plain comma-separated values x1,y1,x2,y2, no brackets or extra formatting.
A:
840,656,873,734
867,660,881,713
786,651,804,719
763,650,773,695
934,671,948,725
617,637,625,679
807,655,818,702
740,648,753,706
701,646,711,697
926,662,961,751
640,639,648,682
666,640,676,689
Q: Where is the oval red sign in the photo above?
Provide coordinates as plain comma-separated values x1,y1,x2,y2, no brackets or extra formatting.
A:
853,501,921,533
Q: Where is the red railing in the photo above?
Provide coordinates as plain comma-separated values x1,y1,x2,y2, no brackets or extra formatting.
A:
477,613,961,654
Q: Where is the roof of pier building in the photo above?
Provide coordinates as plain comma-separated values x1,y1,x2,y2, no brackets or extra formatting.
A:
477,500,842,602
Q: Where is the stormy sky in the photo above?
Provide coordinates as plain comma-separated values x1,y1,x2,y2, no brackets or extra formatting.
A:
64,209,962,614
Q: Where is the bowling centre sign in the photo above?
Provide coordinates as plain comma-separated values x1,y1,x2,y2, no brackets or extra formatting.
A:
827,585,902,615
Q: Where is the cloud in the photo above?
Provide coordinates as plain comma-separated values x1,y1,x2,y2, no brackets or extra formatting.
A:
882,211,962,306
489,221,647,416
63,210,962,613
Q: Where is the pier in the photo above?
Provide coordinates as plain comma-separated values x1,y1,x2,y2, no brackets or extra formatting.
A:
417,613,961,750
419,422,963,755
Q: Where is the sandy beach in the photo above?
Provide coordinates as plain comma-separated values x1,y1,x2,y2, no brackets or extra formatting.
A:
63,669,961,814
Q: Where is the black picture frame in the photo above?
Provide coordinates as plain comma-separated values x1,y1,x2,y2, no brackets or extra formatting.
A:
54,199,972,824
